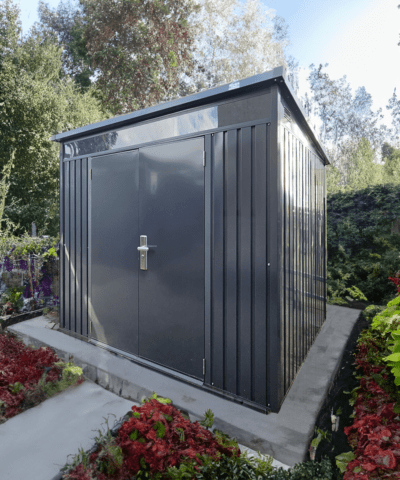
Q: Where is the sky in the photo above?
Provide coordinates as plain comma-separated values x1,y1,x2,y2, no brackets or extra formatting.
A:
14,0,400,127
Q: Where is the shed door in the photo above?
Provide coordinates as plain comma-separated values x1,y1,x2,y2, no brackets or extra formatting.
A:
138,137,205,378
90,150,139,354
90,137,204,379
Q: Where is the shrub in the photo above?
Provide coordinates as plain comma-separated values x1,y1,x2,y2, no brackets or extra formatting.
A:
327,184,400,305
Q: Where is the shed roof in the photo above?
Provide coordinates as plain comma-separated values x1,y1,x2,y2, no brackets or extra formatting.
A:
51,66,329,165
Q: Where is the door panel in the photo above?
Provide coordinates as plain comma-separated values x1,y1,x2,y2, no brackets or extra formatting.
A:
90,151,139,353
138,137,205,378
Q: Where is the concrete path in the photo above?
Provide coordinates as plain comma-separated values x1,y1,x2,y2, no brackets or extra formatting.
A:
3,304,361,477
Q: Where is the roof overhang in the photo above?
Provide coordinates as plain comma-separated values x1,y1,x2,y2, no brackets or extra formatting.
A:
51,66,330,165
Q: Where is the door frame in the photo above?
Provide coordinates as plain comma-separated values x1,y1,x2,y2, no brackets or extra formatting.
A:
87,134,211,384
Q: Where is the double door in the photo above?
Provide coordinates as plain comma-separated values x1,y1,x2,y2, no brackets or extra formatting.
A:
89,137,205,379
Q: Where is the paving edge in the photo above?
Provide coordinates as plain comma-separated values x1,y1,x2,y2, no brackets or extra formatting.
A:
5,325,292,475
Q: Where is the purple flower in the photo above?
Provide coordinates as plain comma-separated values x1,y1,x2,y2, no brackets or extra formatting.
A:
4,256,13,272
19,259,28,271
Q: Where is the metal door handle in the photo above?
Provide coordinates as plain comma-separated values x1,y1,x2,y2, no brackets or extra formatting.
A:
137,235,149,270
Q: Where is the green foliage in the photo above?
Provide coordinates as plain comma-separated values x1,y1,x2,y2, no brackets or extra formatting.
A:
310,427,331,449
362,297,400,389
345,138,384,192
255,456,336,480
8,381,24,394
382,143,400,183
199,408,214,430
327,296,349,306
362,304,386,322
97,443,124,476
370,303,400,335
327,184,400,304
42,247,57,259
346,285,368,301
383,330,400,386
143,392,172,404
192,452,274,479
51,0,201,115
388,295,400,307
0,0,107,236
40,361,83,398
335,451,356,474
1,286,25,312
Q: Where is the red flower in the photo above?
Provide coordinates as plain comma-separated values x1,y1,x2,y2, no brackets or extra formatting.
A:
115,399,239,476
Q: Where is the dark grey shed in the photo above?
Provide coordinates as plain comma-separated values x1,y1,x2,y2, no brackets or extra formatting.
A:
52,66,329,413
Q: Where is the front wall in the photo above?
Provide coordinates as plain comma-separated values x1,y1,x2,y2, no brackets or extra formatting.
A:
209,125,269,407
61,158,89,337
59,104,326,412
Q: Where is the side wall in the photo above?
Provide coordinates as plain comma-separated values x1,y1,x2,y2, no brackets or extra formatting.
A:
278,103,327,404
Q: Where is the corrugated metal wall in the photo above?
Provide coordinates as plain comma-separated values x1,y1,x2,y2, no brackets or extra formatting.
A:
59,117,326,412
209,124,270,407
281,127,326,396
60,158,89,337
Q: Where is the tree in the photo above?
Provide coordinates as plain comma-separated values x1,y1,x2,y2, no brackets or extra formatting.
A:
307,64,385,151
0,0,106,236
39,0,202,115
37,0,92,89
177,0,296,95
382,143,400,183
38,0,299,112
325,137,389,193
387,88,400,147
345,138,384,191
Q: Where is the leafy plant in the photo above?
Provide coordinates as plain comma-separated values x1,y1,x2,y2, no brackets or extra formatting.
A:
8,381,24,394
199,408,214,430
383,330,400,386
346,285,368,302
143,391,172,405
339,293,400,478
362,304,386,322
62,398,241,480
311,427,331,449
335,451,356,474
1,286,25,313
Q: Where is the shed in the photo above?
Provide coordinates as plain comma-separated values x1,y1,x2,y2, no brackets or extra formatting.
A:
52,66,329,413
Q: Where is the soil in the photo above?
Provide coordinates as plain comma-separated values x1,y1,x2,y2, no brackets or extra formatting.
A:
311,309,371,475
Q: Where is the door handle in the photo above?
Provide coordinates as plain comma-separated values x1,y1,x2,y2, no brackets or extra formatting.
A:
137,236,157,270
137,235,149,270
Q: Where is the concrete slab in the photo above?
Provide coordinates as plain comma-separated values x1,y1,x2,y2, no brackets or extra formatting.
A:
5,304,361,470
0,379,138,480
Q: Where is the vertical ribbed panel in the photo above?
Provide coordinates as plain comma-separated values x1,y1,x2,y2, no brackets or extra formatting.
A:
75,161,81,335
238,127,252,400
64,161,70,331
70,161,76,333
225,129,238,395
210,125,268,405
81,159,89,337
61,157,89,338
281,129,326,396
59,148,64,330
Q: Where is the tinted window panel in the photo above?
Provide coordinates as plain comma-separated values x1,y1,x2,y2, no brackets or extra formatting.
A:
64,107,218,159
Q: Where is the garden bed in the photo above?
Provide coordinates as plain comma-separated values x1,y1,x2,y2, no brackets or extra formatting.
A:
0,307,49,331
59,393,337,480
0,329,84,424
311,298,400,479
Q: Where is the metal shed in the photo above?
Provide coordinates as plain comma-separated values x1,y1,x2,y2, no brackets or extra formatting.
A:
52,66,329,413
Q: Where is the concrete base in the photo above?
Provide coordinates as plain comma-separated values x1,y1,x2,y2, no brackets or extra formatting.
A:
4,304,361,472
